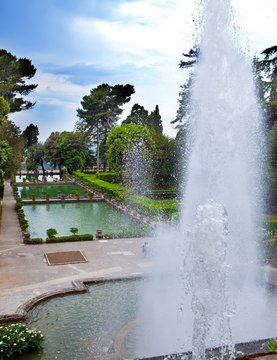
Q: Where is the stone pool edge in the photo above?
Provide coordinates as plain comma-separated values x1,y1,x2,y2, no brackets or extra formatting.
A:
0,274,143,323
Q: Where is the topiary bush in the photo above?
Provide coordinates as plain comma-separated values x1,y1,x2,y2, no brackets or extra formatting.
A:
0,323,44,359
45,234,93,243
70,227,79,235
46,228,58,239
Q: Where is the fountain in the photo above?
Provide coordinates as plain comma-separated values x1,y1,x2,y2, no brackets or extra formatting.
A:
136,0,276,359
3,1,276,359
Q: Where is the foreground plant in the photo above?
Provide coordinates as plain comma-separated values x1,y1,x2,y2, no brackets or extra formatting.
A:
267,338,277,353
0,323,44,359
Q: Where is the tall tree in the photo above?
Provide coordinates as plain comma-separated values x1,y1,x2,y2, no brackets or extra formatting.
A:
106,123,153,185
150,130,177,188
56,132,90,173
0,140,11,180
147,105,163,133
0,50,37,113
0,96,9,121
76,83,135,171
44,132,62,171
22,123,39,149
257,45,277,129
26,143,45,174
122,103,149,126
0,119,24,178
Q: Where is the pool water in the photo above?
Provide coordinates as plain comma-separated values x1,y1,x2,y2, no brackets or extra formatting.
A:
23,202,148,238
18,184,87,199
17,281,140,360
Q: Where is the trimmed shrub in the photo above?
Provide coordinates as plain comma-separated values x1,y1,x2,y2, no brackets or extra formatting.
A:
46,228,58,239
0,323,44,359
103,229,150,239
73,171,124,197
25,237,43,244
128,195,179,220
96,172,119,183
46,234,93,243
70,227,79,235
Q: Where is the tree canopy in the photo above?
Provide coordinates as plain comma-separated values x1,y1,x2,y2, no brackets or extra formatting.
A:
43,131,91,173
22,123,39,149
0,119,24,178
257,45,277,129
76,83,135,171
106,123,153,186
0,50,37,113
122,103,163,133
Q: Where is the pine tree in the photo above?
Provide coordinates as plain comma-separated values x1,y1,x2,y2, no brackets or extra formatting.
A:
0,50,37,113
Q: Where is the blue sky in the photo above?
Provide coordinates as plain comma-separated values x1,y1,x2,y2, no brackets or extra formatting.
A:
1,0,276,141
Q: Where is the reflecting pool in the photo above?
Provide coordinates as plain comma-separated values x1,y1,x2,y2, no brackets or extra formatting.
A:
23,202,148,238
12,279,277,360
18,184,88,199
17,281,140,360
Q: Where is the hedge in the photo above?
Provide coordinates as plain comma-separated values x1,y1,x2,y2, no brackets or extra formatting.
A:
73,171,124,197
46,234,94,243
127,195,179,220
265,216,277,232
103,229,150,239
96,172,119,183
25,237,43,244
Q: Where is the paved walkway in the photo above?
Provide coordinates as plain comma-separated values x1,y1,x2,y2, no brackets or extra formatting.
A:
0,181,151,320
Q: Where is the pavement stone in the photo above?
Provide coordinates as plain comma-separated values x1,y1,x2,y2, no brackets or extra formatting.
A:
0,181,151,319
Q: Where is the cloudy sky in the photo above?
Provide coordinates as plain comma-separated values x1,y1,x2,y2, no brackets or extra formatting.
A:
1,0,276,141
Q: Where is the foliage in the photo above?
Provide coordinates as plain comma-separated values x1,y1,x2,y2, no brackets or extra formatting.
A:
103,228,150,239
0,119,24,178
46,228,58,239
0,140,11,180
73,171,124,197
265,215,277,232
26,143,45,173
0,323,44,359
150,130,178,188
179,46,200,69
0,97,9,121
122,103,163,133
45,234,93,243
127,195,179,220
122,103,149,126
147,105,163,133
0,49,37,113
70,227,79,235
43,132,62,170
267,123,277,210
266,338,277,353
22,123,39,149
56,131,90,173
106,123,153,182
76,83,135,171
96,172,119,183
25,237,43,244
257,45,277,129
17,210,29,230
